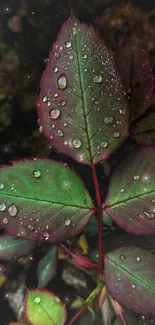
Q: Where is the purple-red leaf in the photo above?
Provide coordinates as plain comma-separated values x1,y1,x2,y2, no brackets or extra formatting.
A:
0,235,34,261
37,13,129,165
132,111,155,146
0,159,93,243
116,35,154,121
104,147,155,235
104,246,155,316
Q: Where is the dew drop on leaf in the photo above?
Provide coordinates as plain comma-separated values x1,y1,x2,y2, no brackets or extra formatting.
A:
27,224,34,231
39,126,44,134
42,96,47,103
113,132,120,138
0,203,6,211
53,93,58,98
57,75,67,90
101,141,108,148
136,256,141,262
104,116,114,124
54,51,60,59
134,175,140,180
8,204,18,217
3,218,8,225
65,41,72,48
49,108,60,119
53,67,58,73
144,212,155,219
34,297,41,304
72,139,82,149
0,184,4,190
120,254,126,261
64,140,68,146
120,188,125,193
65,219,71,226
42,232,49,241
93,75,103,83
60,100,66,106
57,129,64,137
132,284,136,289
33,170,41,178
69,55,74,60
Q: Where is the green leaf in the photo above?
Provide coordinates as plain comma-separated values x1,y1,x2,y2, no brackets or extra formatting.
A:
104,246,155,315
0,159,93,242
104,147,155,235
132,111,155,146
37,246,58,288
37,13,129,165
0,235,34,261
26,289,66,325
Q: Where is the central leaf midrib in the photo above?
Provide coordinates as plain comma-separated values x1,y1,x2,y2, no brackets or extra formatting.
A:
107,257,155,293
0,192,92,210
38,303,58,325
74,36,93,164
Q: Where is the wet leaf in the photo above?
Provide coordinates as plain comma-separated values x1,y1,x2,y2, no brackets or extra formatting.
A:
114,307,155,325
116,35,154,121
104,147,155,235
132,111,155,146
0,235,34,261
37,246,58,288
0,159,93,243
26,289,66,325
37,13,129,165
104,246,155,316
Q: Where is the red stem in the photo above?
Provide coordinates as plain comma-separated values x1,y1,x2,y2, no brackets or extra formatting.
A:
91,165,103,277
67,306,86,325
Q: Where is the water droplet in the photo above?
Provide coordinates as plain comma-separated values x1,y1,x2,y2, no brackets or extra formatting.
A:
53,67,58,73
3,217,8,225
132,284,136,289
144,212,155,219
57,129,64,137
27,224,34,231
33,170,41,178
63,122,67,127
136,256,141,262
101,141,108,148
53,93,58,98
49,108,60,119
120,188,125,193
117,277,121,282
119,109,125,115
57,75,67,90
42,96,47,102
94,75,102,83
72,139,81,149
43,232,49,241
39,126,44,134
141,316,145,320
0,184,4,190
47,101,51,107
34,297,41,304
54,51,60,59
69,55,73,60
83,54,87,59
134,175,140,180
152,199,155,203
0,204,6,211
8,204,18,217
65,41,71,48
113,132,120,138
104,116,114,124
65,219,71,226
60,100,66,106
120,254,126,261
